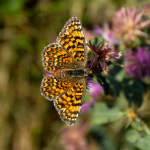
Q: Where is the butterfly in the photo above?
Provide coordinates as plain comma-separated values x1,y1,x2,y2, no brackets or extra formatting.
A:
40,17,90,126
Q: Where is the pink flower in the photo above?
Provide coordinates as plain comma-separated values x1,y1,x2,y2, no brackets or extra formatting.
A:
61,122,88,150
93,22,121,47
81,81,104,113
113,7,150,43
125,47,150,79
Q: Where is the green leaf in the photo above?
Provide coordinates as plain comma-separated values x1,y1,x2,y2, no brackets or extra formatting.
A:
126,127,150,149
115,69,125,82
96,73,110,96
126,129,140,143
109,59,123,77
88,36,104,46
135,135,150,150
92,103,123,125
84,90,91,103
90,125,117,150
123,78,144,106
107,76,120,96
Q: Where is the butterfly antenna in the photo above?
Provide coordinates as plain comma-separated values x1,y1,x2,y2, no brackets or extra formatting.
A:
88,58,95,71
96,76,104,84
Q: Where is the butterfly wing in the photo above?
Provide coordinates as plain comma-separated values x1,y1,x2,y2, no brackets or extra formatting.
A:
40,76,77,101
41,76,86,126
42,43,77,72
56,17,87,68
54,78,86,126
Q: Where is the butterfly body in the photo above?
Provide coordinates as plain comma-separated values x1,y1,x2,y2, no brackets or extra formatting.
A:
41,17,88,126
52,69,88,78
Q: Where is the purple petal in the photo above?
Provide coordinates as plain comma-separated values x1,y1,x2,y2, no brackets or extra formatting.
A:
125,47,150,79
93,25,103,35
103,21,109,30
81,98,95,113
44,74,53,77
89,81,103,97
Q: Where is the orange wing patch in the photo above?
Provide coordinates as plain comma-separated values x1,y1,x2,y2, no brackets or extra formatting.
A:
40,76,76,101
54,78,86,126
56,17,87,68
42,43,77,72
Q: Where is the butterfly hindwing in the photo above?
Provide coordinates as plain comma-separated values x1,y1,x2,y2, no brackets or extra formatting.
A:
54,78,86,126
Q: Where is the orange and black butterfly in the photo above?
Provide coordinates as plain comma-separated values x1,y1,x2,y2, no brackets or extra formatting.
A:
40,17,90,126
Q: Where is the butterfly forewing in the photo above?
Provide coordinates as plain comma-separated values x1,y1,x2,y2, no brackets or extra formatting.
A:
56,17,87,68
42,43,77,72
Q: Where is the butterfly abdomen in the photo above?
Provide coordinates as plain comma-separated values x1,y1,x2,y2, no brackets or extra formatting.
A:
53,69,86,78
53,70,66,78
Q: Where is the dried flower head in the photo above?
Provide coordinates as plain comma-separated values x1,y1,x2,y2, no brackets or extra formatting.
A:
113,7,150,43
125,47,150,79
87,41,122,74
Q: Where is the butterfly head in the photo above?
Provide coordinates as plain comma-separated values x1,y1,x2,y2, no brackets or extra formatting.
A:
85,68,92,76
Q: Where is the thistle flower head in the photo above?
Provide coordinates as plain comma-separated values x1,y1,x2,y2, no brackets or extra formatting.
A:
87,41,122,74
125,47,150,79
113,7,150,43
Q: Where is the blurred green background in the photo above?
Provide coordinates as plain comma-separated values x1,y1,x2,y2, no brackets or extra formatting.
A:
0,0,150,150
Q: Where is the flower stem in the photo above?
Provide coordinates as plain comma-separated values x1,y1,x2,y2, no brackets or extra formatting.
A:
109,61,124,67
